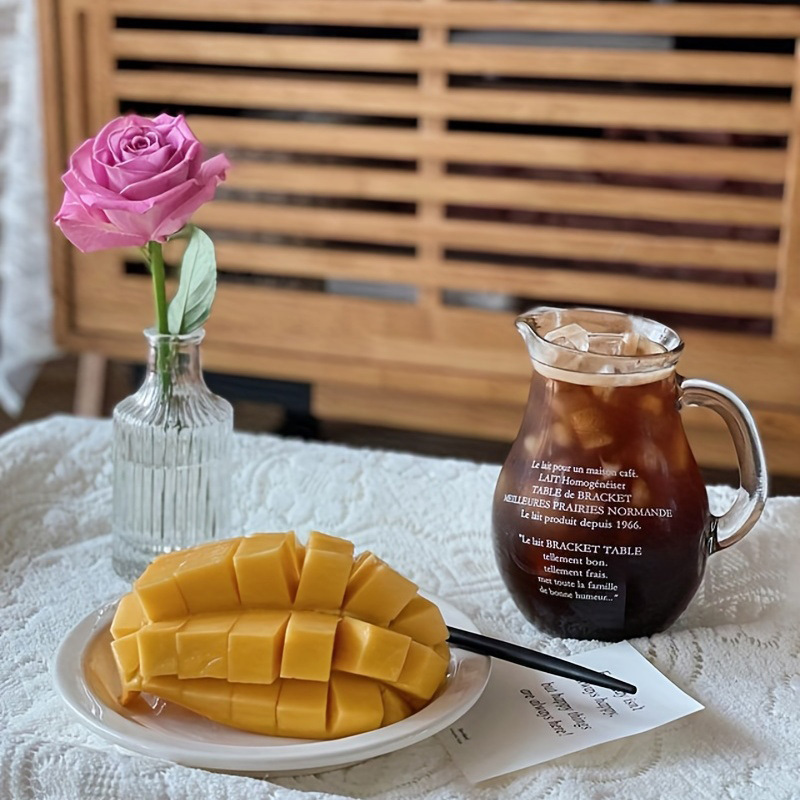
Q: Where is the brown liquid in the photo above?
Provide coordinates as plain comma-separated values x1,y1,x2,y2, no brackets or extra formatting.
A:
492,367,710,640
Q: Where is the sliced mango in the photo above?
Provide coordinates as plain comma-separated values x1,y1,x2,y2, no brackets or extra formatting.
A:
110,531,451,740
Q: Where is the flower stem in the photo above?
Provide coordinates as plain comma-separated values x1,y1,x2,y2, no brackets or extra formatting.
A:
148,241,169,334
147,240,172,406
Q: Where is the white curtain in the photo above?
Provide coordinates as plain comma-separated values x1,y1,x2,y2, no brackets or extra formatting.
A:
0,0,55,416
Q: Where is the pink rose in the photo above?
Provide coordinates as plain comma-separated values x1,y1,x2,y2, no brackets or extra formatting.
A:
54,113,230,253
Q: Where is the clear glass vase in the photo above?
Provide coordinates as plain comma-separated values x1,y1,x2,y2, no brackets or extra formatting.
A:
111,328,233,580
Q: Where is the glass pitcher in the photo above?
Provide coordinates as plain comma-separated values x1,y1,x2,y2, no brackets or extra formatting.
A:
492,306,767,641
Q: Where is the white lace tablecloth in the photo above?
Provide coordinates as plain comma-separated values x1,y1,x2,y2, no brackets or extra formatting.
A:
1,415,798,800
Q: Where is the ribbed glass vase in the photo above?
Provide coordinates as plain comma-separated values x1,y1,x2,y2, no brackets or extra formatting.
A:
111,328,233,580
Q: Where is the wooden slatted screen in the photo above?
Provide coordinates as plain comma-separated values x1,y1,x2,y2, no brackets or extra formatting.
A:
40,0,800,473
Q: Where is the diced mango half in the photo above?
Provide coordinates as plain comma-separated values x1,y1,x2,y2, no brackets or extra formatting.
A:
111,532,451,740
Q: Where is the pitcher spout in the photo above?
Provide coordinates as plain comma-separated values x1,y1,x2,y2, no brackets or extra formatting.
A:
514,312,541,362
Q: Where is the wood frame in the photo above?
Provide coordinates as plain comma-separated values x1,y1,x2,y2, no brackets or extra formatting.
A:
38,0,800,473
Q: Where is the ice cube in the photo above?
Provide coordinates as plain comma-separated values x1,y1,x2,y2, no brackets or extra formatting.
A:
524,433,541,455
545,323,590,352
550,422,573,448
569,407,613,450
639,393,663,415
591,384,616,403
586,331,640,356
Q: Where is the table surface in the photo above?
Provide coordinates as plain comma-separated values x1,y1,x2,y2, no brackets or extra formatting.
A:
1,416,798,800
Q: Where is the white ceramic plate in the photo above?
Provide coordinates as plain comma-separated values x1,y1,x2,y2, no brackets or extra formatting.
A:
53,596,491,774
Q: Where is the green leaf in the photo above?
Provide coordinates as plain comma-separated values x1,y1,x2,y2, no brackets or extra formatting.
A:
167,225,217,335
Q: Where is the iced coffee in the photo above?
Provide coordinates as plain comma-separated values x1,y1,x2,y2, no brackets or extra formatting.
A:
493,307,766,640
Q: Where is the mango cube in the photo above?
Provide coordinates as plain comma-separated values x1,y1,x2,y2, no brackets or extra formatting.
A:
180,678,233,724
228,610,289,684
380,685,414,726
277,679,328,739
111,593,146,639
176,613,237,679
173,539,242,613
134,551,189,622
231,683,281,735
280,611,339,682
387,641,449,701
343,553,418,625
137,619,185,679
332,616,411,682
327,673,384,738
111,631,142,701
234,533,301,608
293,532,354,611
389,595,449,647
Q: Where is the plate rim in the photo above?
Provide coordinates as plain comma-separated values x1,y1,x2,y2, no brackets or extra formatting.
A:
53,594,491,773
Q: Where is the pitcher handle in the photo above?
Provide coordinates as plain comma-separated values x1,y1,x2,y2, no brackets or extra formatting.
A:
678,378,768,553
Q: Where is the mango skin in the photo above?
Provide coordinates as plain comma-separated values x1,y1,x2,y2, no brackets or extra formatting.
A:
111,532,450,739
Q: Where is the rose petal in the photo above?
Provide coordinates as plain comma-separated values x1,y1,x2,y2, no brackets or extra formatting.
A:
149,153,230,239
104,145,179,193
55,192,149,252
119,150,195,201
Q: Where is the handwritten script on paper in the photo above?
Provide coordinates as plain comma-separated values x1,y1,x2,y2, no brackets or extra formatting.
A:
439,641,703,783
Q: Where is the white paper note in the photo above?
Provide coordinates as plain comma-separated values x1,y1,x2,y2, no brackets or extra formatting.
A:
439,640,704,783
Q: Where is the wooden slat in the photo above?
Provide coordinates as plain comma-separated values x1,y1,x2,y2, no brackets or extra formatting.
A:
436,265,774,317
189,117,787,182
315,383,800,474
108,1,800,38
112,30,796,87
227,163,783,226
775,47,800,342
314,383,523,441
442,46,795,88
194,201,779,272
208,240,773,317
683,406,800,473
38,0,71,343
114,71,793,134
71,259,791,392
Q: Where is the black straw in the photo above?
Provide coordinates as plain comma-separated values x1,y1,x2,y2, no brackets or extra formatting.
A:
447,626,637,695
